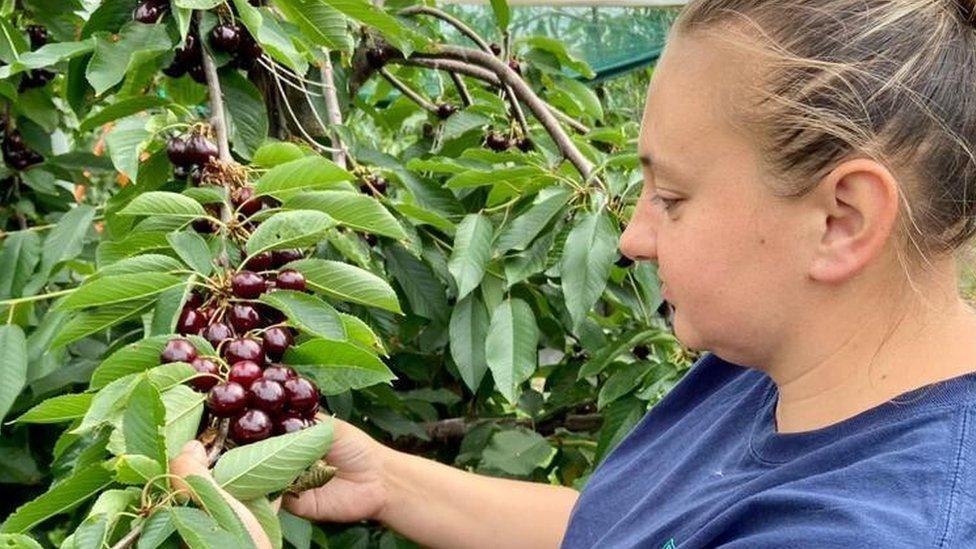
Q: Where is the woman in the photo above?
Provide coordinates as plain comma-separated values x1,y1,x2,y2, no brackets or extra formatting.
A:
173,0,976,546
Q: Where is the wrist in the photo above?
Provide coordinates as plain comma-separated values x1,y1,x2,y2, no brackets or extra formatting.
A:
373,444,409,526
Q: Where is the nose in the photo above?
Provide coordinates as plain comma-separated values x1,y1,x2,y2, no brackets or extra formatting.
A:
619,186,659,263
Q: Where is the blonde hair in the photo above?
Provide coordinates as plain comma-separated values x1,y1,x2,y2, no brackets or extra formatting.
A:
673,1,976,270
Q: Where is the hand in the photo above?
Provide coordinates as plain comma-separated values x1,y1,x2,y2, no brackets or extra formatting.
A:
169,440,213,502
283,416,391,523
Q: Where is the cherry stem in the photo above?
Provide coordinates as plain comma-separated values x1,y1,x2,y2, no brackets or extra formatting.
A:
207,419,230,465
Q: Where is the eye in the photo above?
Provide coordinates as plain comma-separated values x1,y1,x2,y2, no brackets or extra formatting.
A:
650,194,681,212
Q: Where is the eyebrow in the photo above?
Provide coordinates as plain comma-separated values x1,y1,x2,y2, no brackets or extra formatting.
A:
637,152,683,182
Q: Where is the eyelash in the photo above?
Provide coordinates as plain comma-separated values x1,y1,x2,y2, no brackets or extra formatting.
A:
650,194,681,212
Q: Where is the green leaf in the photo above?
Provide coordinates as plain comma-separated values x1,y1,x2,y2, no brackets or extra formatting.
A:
391,202,456,236
112,454,163,485
22,205,96,295
596,397,645,464
449,294,490,392
119,192,208,219
90,335,213,389
485,299,539,405
480,428,555,476
494,187,571,254
161,385,206,460
521,36,594,79
174,0,222,8
0,17,28,64
0,534,43,548
73,374,141,436
103,116,150,183
446,165,548,189
0,325,27,423
95,254,184,278
448,214,493,300
0,231,40,300
86,22,172,95
577,329,670,379
0,463,113,533
337,312,386,355
289,258,401,313
123,378,167,466
440,111,491,142
14,394,92,424
561,210,617,329
242,499,282,549
283,191,407,240
553,77,603,122
184,476,257,549
253,156,354,197
245,210,335,257
213,420,333,500
258,291,345,341
383,245,446,322
318,0,427,55
222,70,269,161
79,96,171,132
230,0,307,73
96,232,172,267
273,0,352,51
285,339,396,395
167,231,213,276
598,362,651,410
50,299,155,349
252,141,305,168
136,510,175,549
489,0,510,31
167,508,237,549
278,511,311,549
60,273,186,310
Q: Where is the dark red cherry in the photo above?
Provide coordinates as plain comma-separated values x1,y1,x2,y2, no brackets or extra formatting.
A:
489,43,502,56
133,0,165,24
228,303,262,333
244,252,273,272
435,103,457,119
231,187,262,217
632,344,650,361
188,63,206,84
262,327,293,361
271,249,303,268
166,137,191,167
223,337,264,365
26,25,48,50
507,58,522,75
174,34,200,67
300,401,320,420
363,233,378,247
160,338,198,363
163,61,187,78
207,382,247,417
283,377,318,413
228,360,262,389
230,409,272,444
209,23,241,53
248,379,286,413
177,307,207,335
189,357,220,392
186,133,217,167
186,291,205,309
275,414,310,435
484,132,510,152
615,255,634,268
204,321,234,347
262,364,296,383
231,270,267,299
516,137,534,152
274,270,306,292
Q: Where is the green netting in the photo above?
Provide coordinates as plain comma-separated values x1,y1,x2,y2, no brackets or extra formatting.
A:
441,5,683,81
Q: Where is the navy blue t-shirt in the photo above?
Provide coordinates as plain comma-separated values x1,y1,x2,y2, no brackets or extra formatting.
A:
561,353,976,548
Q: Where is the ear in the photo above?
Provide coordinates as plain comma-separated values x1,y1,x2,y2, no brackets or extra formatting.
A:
808,158,900,284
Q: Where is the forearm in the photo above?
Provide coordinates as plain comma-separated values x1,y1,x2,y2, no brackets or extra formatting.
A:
377,448,579,549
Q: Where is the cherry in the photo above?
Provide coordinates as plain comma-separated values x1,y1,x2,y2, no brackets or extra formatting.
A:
160,338,198,363
283,377,318,413
271,249,303,268
274,270,306,292
166,137,191,167
633,344,650,361
163,61,187,78
262,364,296,383
244,252,273,272
366,47,387,68
186,291,205,309
174,34,200,67
248,379,286,412
262,327,293,361
133,0,166,24
228,360,263,389
223,337,264,365
189,357,220,392
301,401,320,420
204,321,234,347
185,133,217,167
26,25,48,50
18,69,54,91
231,270,267,299
230,409,272,444
177,307,207,335
231,187,262,217
363,233,378,247
615,255,634,268
507,58,522,75
228,303,262,332
207,382,247,417
435,103,457,119
258,304,286,326
188,63,206,84
484,132,510,152
516,138,534,152
173,164,191,180
276,414,311,435
489,43,502,56
209,23,241,53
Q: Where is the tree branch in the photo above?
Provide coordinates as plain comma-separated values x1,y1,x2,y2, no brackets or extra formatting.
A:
199,20,231,164
319,50,348,169
449,71,472,107
398,5,493,54
379,67,438,113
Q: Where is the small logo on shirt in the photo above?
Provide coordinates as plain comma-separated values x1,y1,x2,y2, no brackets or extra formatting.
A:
661,539,676,549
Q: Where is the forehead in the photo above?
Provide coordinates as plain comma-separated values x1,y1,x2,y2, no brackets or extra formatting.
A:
638,32,757,182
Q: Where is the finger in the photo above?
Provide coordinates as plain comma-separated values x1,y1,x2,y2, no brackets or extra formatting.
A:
271,496,282,513
181,440,208,463
282,491,316,519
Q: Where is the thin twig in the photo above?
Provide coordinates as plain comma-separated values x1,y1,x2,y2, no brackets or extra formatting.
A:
319,50,348,168
449,71,472,107
207,419,229,465
198,17,231,164
379,67,438,113
108,524,142,549
398,5,493,53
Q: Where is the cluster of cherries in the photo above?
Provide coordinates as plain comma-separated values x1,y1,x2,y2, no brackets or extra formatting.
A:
2,131,43,170
166,130,218,183
160,335,320,445
17,25,53,92
158,19,263,82
484,130,533,153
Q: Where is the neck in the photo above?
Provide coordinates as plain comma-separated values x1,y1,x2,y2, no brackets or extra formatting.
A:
766,260,976,434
